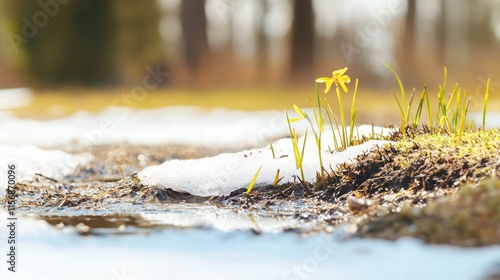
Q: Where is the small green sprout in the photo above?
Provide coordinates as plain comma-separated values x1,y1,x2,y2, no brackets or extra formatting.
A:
273,169,283,187
269,142,276,159
286,112,307,182
385,64,489,143
483,78,490,130
424,83,433,128
384,63,409,134
246,164,263,195
413,87,426,128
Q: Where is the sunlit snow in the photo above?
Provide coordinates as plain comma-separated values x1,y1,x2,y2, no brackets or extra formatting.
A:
0,106,306,149
0,145,91,196
139,127,390,196
0,210,498,280
0,87,33,110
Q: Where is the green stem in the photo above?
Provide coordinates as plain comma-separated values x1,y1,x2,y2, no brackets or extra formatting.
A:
336,87,346,149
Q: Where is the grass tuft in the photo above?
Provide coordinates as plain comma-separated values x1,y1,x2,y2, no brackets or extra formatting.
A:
384,64,489,143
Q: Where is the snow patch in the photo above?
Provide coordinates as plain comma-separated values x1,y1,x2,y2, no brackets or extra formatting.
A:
0,210,498,280
0,106,308,149
0,145,92,196
470,112,500,128
139,126,391,196
0,87,33,110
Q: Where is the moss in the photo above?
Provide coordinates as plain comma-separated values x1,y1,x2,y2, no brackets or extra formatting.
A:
394,129,500,169
358,179,500,246
319,128,500,201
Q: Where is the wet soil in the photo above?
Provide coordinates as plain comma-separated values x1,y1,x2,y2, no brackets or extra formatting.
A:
4,129,500,246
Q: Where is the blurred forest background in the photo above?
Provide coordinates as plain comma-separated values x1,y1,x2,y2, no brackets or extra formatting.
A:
0,0,499,91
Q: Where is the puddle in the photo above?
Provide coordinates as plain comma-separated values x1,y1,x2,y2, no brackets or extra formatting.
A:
2,209,499,280
30,203,315,235
20,197,345,236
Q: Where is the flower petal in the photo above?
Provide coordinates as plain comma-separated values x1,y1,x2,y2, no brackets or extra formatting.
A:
288,117,303,123
340,82,348,93
337,67,348,76
324,81,333,93
293,105,306,119
315,77,330,83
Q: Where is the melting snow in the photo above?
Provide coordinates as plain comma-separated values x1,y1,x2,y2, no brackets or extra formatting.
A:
470,112,500,129
0,210,498,280
0,145,91,196
1,105,392,197
0,87,33,110
0,106,308,149
139,126,391,196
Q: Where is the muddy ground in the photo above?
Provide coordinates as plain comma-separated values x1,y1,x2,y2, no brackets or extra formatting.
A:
5,128,500,246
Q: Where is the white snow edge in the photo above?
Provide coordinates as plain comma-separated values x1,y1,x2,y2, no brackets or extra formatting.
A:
0,87,33,110
139,125,392,196
0,145,92,196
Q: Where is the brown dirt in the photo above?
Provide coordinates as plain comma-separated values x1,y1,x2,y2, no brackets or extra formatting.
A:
3,128,500,245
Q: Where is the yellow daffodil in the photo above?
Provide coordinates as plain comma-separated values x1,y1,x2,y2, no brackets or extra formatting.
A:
315,67,351,93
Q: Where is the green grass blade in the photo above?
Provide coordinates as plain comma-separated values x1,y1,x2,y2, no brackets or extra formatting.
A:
299,129,308,182
292,129,301,168
315,83,324,132
447,83,459,113
335,87,347,149
323,101,338,150
483,79,490,130
300,129,308,166
286,112,301,168
413,88,425,128
306,95,323,135
269,142,276,159
391,90,405,127
350,108,359,142
442,67,448,92
349,79,359,144
437,87,444,124
246,165,263,195
384,63,407,127
451,88,460,132
272,169,282,187
407,89,415,125
458,95,471,143
437,67,448,124
423,83,433,129
447,84,459,132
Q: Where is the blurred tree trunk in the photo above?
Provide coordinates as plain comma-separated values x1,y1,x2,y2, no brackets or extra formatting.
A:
403,0,416,78
436,0,447,63
467,1,495,46
4,0,168,87
290,0,314,83
114,0,167,86
6,0,117,86
257,0,268,83
180,0,210,78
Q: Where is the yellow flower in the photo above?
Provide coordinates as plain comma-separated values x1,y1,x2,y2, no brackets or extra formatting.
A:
315,67,351,93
